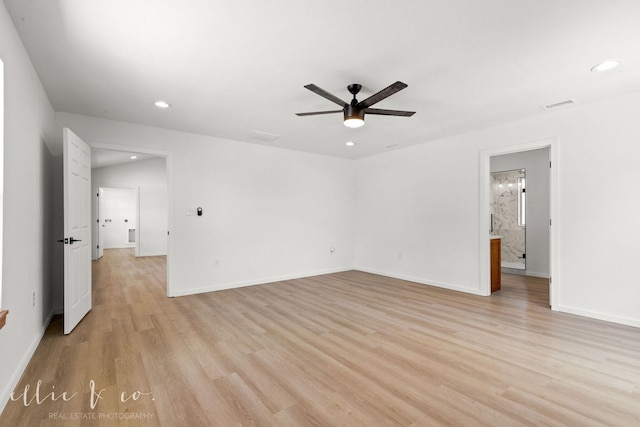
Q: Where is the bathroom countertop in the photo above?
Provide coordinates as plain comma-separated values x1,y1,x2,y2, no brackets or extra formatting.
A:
490,235,502,239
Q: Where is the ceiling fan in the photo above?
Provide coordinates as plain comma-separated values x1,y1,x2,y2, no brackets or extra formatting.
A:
296,81,416,128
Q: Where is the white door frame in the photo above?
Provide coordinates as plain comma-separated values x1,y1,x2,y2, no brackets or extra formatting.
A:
89,141,174,297
97,187,104,259
479,137,558,310
0,60,4,311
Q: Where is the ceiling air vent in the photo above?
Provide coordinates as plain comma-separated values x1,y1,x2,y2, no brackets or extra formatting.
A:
247,131,281,142
541,99,577,111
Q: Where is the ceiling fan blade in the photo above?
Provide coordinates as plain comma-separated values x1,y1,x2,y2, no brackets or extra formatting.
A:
304,84,348,107
357,81,408,109
295,110,343,116
364,108,415,117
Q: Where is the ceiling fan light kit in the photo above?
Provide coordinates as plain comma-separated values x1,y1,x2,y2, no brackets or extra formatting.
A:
296,81,415,128
344,105,365,128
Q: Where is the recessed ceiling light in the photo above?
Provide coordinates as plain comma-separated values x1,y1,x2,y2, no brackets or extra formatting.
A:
154,100,171,108
591,60,622,72
130,155,137,160
345,141,356,147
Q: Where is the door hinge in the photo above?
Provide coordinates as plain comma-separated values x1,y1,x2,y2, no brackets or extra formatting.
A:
550,219,552,226
522,253,526,259
97,245,100,249
549,161,552,168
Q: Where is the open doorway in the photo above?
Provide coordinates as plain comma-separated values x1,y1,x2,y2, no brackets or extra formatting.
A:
96,186,138,259
480,138,558,309
491,150,549,306
89,143,173,296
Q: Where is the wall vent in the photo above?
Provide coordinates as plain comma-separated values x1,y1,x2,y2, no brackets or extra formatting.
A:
247,131,281,142
541,99,577,111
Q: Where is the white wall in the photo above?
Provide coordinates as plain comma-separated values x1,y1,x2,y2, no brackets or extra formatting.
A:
56,112,356,296
92,157,167,256
491,148,550,277
354,136,482,294
355,91,640,327
0,2,58,412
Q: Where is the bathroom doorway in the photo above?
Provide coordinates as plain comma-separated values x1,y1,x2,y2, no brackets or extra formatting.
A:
480,139,557,309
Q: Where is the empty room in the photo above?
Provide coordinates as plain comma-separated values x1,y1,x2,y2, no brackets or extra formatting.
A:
0,1,639,426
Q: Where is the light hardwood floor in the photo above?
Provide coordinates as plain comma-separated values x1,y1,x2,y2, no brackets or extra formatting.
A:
1,249,639,426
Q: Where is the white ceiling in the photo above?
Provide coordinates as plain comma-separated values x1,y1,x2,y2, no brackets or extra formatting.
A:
5,0,640,159
91,149,160,169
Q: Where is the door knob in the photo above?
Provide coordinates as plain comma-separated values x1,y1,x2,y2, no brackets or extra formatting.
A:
69,238,82,244
57,238,69,244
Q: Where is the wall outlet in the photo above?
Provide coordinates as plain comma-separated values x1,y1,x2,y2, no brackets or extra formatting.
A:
330,247,335,255
213,259,219,267
186,208,196,216
32,291,36,307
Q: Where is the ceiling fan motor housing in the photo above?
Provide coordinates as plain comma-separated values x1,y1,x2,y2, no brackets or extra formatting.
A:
344,104,365,121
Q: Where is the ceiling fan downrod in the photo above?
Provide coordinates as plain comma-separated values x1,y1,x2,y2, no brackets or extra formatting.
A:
347,84,362,105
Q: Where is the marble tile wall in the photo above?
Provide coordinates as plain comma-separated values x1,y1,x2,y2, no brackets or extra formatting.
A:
491,170,526,269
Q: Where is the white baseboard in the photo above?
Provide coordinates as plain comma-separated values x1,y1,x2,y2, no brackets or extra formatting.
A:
135,252,167,258
501,261,525,270
521,271,550,279
353,267,485,296
0,309,54,414
556,305,640,328
501,268,550,279
169,267,353,297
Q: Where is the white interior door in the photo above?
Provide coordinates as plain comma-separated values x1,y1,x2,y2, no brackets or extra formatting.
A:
63,128,92,334
98,187,104,259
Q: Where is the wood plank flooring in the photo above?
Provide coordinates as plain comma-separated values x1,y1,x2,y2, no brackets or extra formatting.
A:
1,249,639,426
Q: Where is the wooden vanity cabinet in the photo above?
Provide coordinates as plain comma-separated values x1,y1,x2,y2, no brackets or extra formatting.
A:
491,238,501,292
